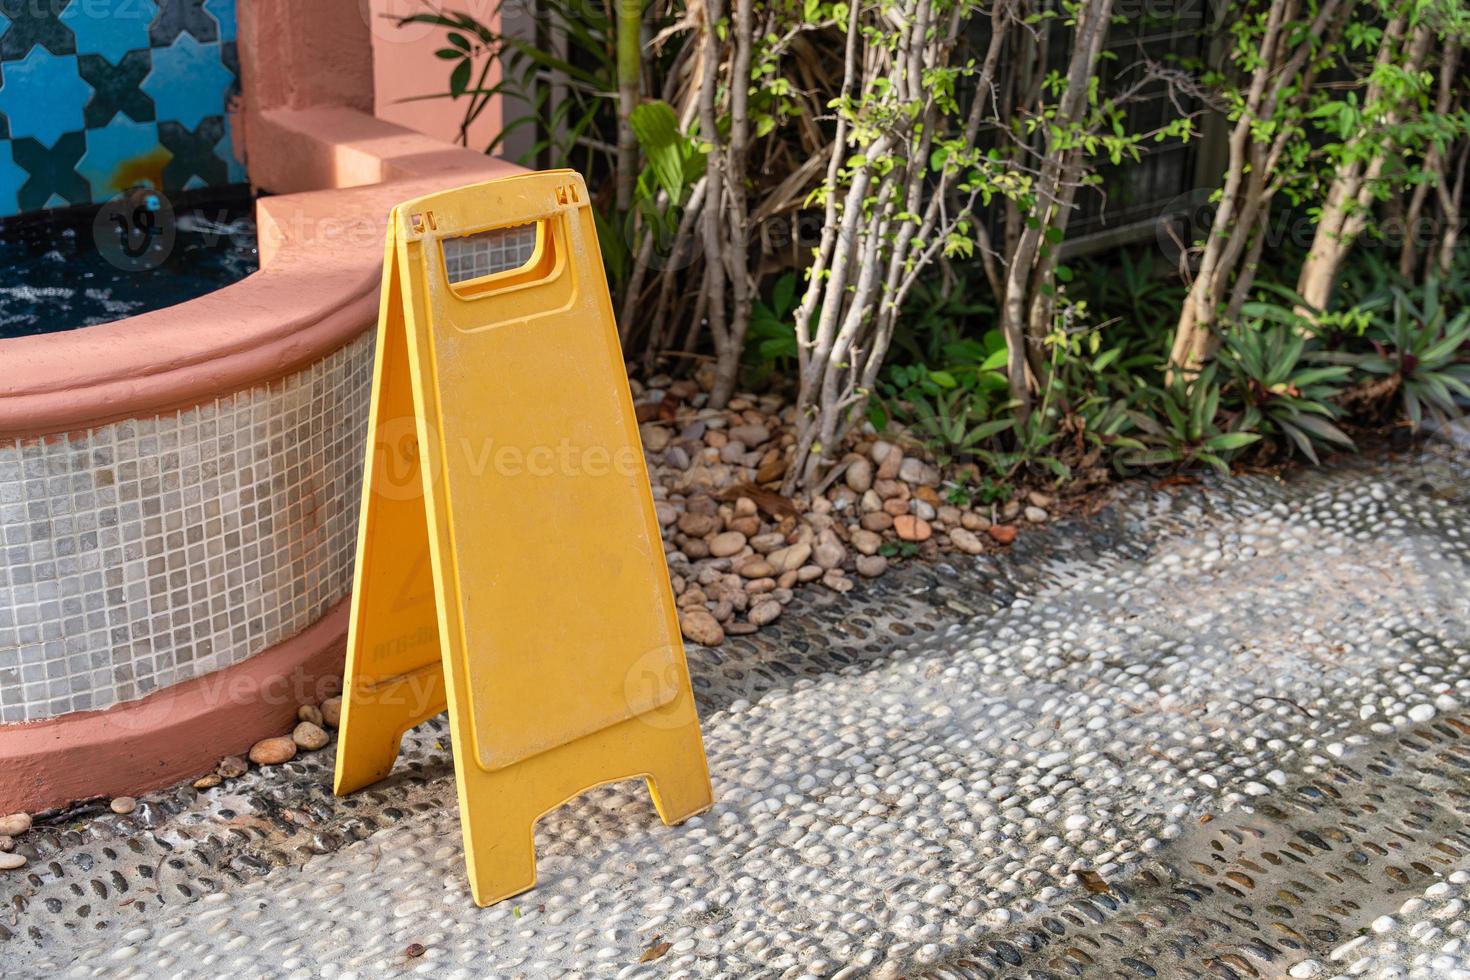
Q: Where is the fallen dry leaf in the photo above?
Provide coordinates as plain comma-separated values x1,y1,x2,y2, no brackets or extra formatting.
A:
717,482,797,520
640,941,673,963
1153,474,1201,491
1076,869,1112,894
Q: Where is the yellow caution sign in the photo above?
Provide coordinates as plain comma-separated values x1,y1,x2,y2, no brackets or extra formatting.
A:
333,170,713,907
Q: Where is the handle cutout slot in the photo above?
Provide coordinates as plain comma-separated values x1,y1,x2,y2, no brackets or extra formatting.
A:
442,221,555,296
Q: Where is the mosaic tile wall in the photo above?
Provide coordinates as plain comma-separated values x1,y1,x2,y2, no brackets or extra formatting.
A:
0,333,374,723
0,0,244,219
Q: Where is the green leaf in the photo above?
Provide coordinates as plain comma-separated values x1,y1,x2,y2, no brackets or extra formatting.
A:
979,348,1010,372
450,59,472,99
629,100,690,203
1202,431,1261,452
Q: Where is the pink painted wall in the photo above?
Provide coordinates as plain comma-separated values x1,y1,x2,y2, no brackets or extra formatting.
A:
367,0,503,152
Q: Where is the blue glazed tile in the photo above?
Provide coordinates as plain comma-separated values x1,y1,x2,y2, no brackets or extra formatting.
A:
0,49,91,146
77,116,165,199
63,0,159,63
148,0,214,45
139,34,230,131
159,115,223,189
0,137,24,213
203,0,232,43
0,0,77,59
80,49,154,127
11,132,89,211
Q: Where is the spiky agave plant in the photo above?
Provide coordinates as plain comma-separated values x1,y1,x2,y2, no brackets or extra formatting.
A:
1218,322,1355,463
1337,281,1470,428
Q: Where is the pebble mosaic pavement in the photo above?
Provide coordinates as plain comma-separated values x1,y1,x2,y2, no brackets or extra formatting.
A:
1,433,1468,979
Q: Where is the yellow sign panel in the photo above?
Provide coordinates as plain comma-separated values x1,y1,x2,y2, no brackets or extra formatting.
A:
333,170,713,907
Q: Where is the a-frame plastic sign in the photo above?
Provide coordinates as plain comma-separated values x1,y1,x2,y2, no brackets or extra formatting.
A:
333,170,713,907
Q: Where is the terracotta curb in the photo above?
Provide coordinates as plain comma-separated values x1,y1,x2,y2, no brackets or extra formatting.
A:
0,601,351,813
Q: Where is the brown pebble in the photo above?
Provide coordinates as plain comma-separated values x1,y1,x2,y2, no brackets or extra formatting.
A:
822,568,853,593
679,608,725,646
248,736,298,766
193,774,222,790
320,696,342,728
708,530,747,557
216,754,249,778
949,527,985,555
0,852,26,871
0,813,31,837
960,511,991,531
748,600,782,626
894,514,932,542
860,511,894,532
109,796,137,815
855,555,888,578
739,559,776,579
988,523,1018,545
293,721,330,751
297,703,324,726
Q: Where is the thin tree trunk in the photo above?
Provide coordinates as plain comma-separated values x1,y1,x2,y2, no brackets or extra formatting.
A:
1295,13,1425,316
616,0,643,213
708,0,755,408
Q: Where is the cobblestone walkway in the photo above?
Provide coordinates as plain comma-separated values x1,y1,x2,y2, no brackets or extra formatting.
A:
2,435,1467,979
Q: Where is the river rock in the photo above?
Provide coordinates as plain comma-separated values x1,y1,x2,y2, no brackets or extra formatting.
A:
728,423,769,446
1024,505,1049,523
822,568,854,593
898,457,927,485
320,697,342,728
845,458,874,494
894,515,932,542
813,540,846,570
0,852,26,871
748,600,782,626
0,813,31,837
855,555,888,578
217,755,249,778
960,511,991,531
949,527,985,554
640,425,671,452
851,529,883,555
749,531,786,553
708,531,747,557
298,703,324,726
293,722,329,751
740,559,776,579
193,774,222,790
680,609,725,646
768,543,811,573
988,523,1018,545
249,736,297,766
861,511,893,532
110,796,137,815
677,512,719,537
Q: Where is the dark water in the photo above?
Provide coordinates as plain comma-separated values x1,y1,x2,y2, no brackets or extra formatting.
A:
0,187,260,340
